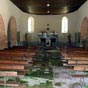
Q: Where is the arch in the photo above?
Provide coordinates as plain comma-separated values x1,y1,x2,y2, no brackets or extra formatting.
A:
0,15,7,49
80,16,88,48
80,16,88,41
7,16,17,47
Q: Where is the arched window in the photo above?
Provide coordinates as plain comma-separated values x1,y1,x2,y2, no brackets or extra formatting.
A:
28,17,34,33
61,16,68,33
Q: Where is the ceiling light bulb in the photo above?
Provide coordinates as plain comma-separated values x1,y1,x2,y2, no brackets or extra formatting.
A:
47,3,50,7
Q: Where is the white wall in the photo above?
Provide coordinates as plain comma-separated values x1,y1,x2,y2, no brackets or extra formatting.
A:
0,0,28,42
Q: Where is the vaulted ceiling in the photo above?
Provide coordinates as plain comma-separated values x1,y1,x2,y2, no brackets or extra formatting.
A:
10,0,87,15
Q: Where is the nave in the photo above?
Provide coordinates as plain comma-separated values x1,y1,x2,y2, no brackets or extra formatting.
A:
0,0,88,88
0,46,88,88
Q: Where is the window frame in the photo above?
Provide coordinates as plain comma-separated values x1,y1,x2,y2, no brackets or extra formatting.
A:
61,16,68,33
28,17,34,33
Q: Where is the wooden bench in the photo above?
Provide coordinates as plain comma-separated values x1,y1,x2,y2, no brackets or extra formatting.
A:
74,65,88,71
0,46,36,76
61,48,88,71
0,60,28,65
60,47,87,54
63,63,88,71
0,71,17,77
68,60,88,65
0,52,36,58
0,71,19,87
0,46,36,80
0,57,28,61
71,57,88,61
0,65,24,71
2,47,37,53
0,81,19,87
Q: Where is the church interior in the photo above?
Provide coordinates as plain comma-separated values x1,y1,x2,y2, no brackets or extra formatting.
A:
0,0,88,88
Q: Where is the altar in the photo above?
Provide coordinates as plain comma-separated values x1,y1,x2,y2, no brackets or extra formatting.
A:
38,32,58,47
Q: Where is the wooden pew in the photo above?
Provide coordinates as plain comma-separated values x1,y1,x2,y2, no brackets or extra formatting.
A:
0,56,28,61
71,57,88,61
0,71,17,77
60,47,86,54
0,65,29,76
0,65,24,71
68,60,88,65
74,65,88,71
0,51,36,58
0,60,28,65
0,47,35,79
60,47,88,78
0,71,19,87
0,81,19,87
60,47,87,54
3,46,38,53
0,46,35,76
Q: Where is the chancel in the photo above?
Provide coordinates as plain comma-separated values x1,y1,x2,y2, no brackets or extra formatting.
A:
38,30,57,47
0,0,88,88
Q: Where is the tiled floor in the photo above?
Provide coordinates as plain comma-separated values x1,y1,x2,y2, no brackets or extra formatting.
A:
18,66,88,88
52,66,88,88
1,66,88,88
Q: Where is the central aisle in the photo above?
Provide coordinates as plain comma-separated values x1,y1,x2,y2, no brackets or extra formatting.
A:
52,66,88,88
